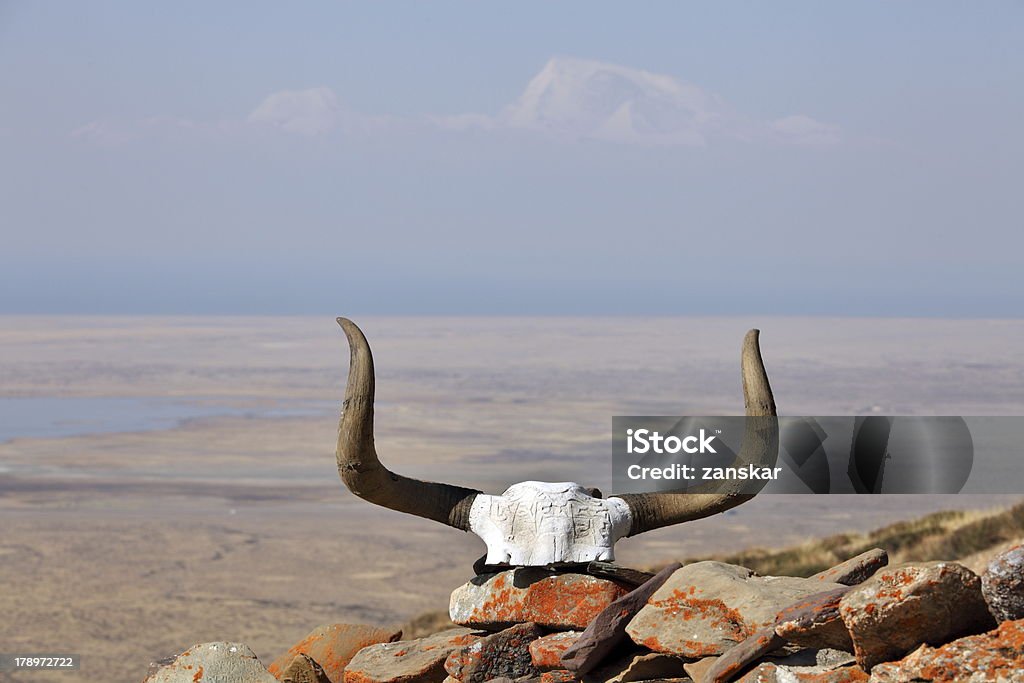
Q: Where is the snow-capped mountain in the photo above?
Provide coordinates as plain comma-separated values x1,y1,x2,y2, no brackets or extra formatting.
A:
498,56,737,145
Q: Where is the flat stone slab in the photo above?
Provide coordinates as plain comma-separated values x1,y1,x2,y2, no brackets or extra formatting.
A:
626,561,844,658
143,642,277,683
343,628,483,683
268,623,403,682
450,568,630,631
839,561,995,670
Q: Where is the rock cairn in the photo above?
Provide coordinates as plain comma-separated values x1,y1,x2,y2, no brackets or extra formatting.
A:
143,544,1024,683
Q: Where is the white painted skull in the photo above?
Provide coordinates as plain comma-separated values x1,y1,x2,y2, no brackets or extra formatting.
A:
467,481,633,565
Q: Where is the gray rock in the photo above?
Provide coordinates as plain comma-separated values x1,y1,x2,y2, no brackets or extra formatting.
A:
982,543,1024,622
585,651,689,683
444,623,543,682
774,586,853,651
143,642,277,683
280,654,331,683
838,561,995,671
737,662,868,682
560,562,682,674
625,561,844,658
809,549,888,586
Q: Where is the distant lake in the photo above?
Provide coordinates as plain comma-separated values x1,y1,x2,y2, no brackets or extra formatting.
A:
0,396,335,445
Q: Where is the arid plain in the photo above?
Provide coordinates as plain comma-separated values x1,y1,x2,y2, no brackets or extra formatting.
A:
1,316,1023,683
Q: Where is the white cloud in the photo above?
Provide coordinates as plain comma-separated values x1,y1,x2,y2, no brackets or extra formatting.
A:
71,60,840,148
770,115,842,146
247,86,342,136
71,120,140,145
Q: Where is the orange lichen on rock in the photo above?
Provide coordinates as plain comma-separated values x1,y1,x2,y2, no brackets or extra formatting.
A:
449,569,629,631
869,619,1024,682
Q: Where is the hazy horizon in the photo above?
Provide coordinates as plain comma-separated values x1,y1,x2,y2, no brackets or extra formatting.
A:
2,2,1022,316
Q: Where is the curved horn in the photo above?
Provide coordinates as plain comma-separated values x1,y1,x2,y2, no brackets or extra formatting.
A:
336,317,481,530
614,329,778,536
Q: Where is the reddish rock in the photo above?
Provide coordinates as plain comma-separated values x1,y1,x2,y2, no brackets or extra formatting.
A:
867,619,1024,682
528,632,581,670
775,586,854,651
280,653,332,683
444,622,543,682
540,670,578,683
343,628,483,683
838,561,995,671
268,623,403,682
700,627,786,683
982,544,1024,623
449,569,630,631
626,561,844,658
559,562,682,675
809,549,888,586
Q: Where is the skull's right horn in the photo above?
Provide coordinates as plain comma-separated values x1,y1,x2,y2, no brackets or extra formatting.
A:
612,329,778,536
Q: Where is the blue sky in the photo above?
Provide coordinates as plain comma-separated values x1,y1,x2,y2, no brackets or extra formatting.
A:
1,2,1022,315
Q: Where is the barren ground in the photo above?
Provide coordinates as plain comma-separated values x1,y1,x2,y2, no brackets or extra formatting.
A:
1,316,1022,682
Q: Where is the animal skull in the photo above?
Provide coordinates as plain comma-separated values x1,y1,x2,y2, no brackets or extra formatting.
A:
468,481,632,565
333,317,778,567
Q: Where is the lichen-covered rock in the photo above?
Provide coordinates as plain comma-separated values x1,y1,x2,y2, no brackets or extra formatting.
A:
444,622,543,682
774,587,854,651
343,628,483,683
839,561,995,671
280,653,332,683
982,544,1024,623
809,549,888,586
867,619,1024,682
143,642,277,683
559,562,682,675
625,561,844,658
527,632,581,670
449,569,630,631
539,670,577,683
269,623,403,682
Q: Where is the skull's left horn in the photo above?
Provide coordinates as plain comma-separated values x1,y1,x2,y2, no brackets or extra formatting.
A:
336,318,481,530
